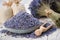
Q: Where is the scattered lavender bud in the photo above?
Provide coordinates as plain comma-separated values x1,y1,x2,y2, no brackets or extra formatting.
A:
43,23,51,28
0,30,8,33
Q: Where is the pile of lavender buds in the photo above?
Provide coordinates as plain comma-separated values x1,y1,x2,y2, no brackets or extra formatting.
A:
4,11,42,30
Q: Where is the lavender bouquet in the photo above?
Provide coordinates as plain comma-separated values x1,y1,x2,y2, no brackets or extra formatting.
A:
29,0,60,19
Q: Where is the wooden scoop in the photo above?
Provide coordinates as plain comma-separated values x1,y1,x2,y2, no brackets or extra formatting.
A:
35,23,53,36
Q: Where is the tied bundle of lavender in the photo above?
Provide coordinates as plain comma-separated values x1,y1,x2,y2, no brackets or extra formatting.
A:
29,0,60,28
29,0,60,19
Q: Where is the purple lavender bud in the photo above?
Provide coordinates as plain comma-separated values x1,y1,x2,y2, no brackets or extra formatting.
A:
43,23,51,28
